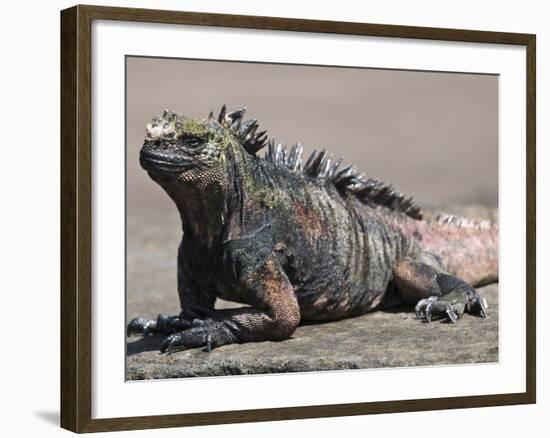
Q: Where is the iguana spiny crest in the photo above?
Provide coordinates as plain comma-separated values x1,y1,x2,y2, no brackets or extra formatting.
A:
143,105,422,219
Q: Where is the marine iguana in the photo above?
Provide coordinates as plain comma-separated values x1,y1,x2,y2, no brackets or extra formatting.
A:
127,106,498,354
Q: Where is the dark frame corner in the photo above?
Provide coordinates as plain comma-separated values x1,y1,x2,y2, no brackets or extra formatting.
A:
60,4,536,433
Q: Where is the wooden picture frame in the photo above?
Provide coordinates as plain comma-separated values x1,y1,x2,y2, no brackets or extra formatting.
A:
60,4,536,433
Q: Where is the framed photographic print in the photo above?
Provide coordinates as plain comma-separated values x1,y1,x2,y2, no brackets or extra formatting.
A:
60,4,536,433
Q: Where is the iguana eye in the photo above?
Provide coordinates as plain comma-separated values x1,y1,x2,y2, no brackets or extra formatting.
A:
183,137,202,149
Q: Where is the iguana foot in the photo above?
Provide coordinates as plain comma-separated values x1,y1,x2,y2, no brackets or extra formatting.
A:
415,296,463,323
160,319,238,354
415,288,488,323
127,314,192,337
394,258,488,324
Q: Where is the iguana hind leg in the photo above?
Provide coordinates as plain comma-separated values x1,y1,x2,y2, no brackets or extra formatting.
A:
393,257,488,323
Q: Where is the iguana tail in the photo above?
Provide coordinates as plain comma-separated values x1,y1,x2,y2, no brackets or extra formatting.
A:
416,213,498,287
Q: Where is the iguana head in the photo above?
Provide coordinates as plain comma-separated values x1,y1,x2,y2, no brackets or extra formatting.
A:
139,106,269,241
140,106,267,188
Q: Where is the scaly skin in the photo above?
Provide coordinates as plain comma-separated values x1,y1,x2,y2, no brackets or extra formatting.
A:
127,106,497,353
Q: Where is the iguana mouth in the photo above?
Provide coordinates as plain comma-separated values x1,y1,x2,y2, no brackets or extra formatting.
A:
140,150,190,173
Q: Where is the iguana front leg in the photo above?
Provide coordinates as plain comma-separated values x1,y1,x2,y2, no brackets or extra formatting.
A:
127,287,216,337
160,253,300,353
393,257,488,323
127,240,217,337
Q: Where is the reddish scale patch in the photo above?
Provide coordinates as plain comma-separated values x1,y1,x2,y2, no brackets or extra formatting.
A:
409,221,499,286
250,257,301,339
292,200,325,245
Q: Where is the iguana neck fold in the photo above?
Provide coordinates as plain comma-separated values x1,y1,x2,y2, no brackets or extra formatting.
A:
155,176,230,247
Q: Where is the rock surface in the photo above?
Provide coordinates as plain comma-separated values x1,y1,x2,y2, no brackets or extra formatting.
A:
126,205,498,380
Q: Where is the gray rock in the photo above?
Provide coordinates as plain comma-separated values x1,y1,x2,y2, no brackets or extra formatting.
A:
126,205,498,380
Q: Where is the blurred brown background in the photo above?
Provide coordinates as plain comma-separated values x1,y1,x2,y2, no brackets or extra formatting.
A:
125,56,498,321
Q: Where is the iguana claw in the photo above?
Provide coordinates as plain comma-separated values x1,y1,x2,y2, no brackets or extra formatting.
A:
127,314,193,337
415,289,487,323
416,297,463,323
127,316,156,336
159,319,238,354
